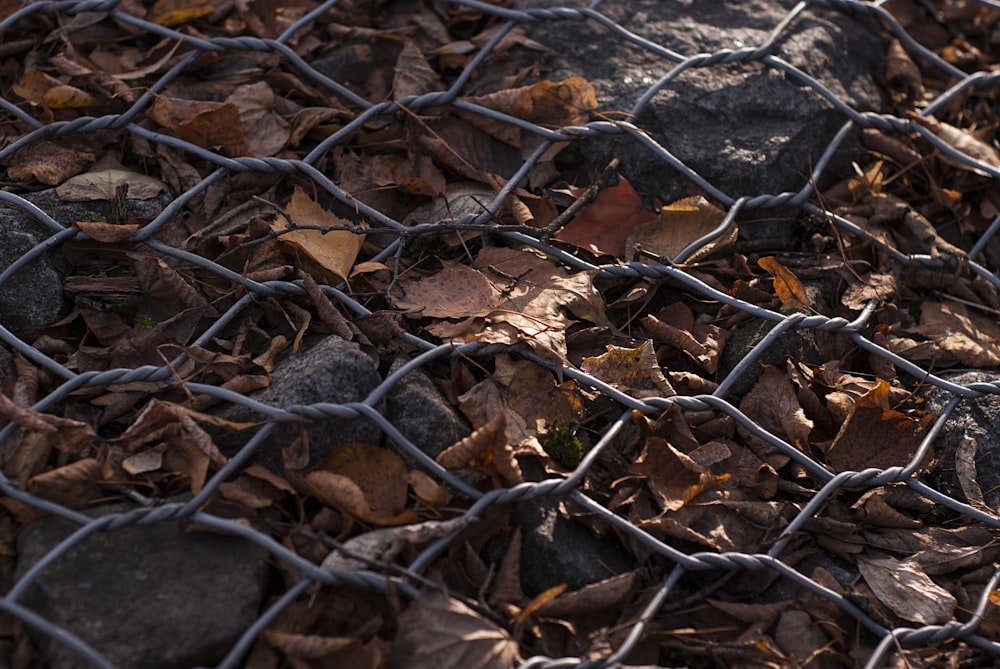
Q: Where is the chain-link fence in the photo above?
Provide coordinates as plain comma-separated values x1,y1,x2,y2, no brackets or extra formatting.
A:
3,0,1000,667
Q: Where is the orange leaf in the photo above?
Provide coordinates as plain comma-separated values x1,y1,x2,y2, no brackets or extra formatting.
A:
554,177,655,257
758,256,812,309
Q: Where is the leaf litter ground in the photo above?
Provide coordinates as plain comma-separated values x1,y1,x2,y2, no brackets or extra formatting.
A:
3,1,1000,667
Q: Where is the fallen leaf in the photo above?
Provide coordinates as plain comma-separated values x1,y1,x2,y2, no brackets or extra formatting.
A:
738,364,814,449
298,443,416,525
464,76,597,149
393,40,444,99
57,155,168,201
148,0,214,26
389,591,520,669
758,256,812,309
909,301,1000,367
444,246,608,363
626,196,733,263
13,70,99,108
858,555,956,624
554,177,655,257
392,261,495,319
536,571,636,617
824,379,932,473
641,302,730,374
580,340,676,399
25,458,103,508
226,81,290,157
7,140,91,185
436,413,521,487
272,187,366,283
631,436,717,512
73,220,141,243
113,399,227,494
147,96,248,157
322,516,471,571
841,273,897,310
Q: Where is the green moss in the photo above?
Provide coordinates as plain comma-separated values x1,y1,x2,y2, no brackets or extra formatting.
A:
407,234,448,258
539,419,583,469
79,211,106,223
133,313,157,329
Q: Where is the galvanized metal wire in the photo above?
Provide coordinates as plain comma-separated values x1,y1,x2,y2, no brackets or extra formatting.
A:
2,0,1000,667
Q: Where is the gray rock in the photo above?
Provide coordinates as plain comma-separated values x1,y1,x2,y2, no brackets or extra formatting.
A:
514,498,634,597
923,371,1000,510
14,501,270,669
385,356,471,459
717,315,823,399
215,335,386,472
527,1,885,234
0,189,173,337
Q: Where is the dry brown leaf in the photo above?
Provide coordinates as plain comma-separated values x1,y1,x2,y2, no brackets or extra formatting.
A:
393,40,444,99
114,399,227,494
824,379,932,473
488,527,525,610
626,196,732,263
909,301,1000,367
452,246,608,364
13,70,99,108
321,516,471,571
226,81,290,157
393,261,495,319
389,592,520,669
436,412,521,487
631,436,717,513
738,365,813,449
580,340,676,399
841,273,897,310
911,113,1000,175
147,96,248,157
955,434,986,508
56,155,168,201
314,443,414,523
406,469,451,507
879,38,923,104
272,187,366,283
0,393,97,456
758,256,812,310
25,458,103,508
857,555,956,624
536,571,636,617
6,140,92,185
464,77,597,149
264,631,367,666
73,219,141,243
641,302,730,374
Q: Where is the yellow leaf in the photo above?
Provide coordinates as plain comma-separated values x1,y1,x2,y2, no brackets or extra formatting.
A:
149,0,213,26
272,188,366,283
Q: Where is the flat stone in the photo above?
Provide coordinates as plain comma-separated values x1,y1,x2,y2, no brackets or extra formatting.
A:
514,497,634,597
385,356,471,459
923,371,1000,510
14,501,270,669
527,1,885,236
214,335,386,472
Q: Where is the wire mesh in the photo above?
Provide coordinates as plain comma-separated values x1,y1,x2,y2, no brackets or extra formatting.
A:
2,0,1000,667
